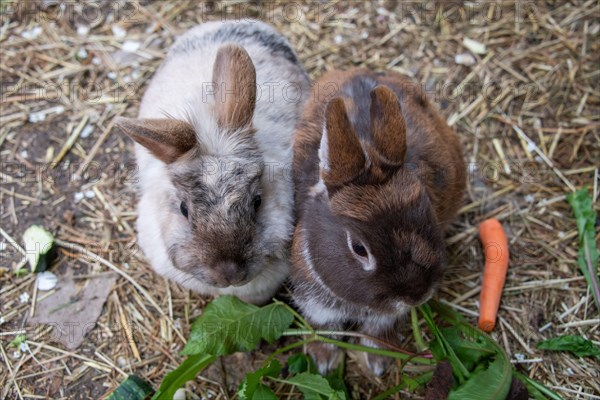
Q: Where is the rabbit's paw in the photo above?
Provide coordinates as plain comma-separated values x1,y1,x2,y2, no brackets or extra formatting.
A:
306,342,342,375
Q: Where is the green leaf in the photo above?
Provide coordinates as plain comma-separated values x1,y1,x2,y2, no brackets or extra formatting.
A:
324,356,348,399
567,188,600,309
514,371,565,400
9,334,27,348
439,326,496,371
14,268,29,277
420,304,470,383
419,304,513,400
447,325,512,400
182,296,294,356
448,353,511,400
372,372,433,400
238,360,282,400
107,375,154,400
537,335,600,360
151,353,216,400
287,372,347,400
253,384,278,400
287,353,315,375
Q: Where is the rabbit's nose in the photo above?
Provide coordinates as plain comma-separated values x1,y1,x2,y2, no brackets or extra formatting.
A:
215,260,248,286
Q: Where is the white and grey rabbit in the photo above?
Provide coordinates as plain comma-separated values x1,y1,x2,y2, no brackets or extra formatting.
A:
116,21,311,304
291,69,466,375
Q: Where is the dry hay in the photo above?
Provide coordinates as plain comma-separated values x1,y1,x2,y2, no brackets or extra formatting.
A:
0,1,599,399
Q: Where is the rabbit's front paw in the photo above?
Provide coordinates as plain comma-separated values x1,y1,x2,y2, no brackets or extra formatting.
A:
362,352,393,377
306,342,342,375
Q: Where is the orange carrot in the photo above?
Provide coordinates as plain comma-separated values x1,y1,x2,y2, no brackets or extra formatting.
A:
478,218,509,333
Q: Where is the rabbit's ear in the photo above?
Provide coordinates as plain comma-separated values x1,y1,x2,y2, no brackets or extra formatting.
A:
319,98,366,189
212,43,256,133
369,86,406,166
115,117,196,164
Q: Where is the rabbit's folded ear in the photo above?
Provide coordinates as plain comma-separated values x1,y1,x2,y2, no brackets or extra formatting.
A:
369,86,407,166
319,98,366,189
212,43,257,133
115,117,196,164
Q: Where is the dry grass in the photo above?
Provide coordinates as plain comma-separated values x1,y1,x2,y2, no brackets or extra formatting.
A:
1,1,599,399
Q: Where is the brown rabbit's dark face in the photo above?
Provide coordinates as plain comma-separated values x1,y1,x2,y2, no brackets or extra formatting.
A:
297,83,450,312
166,151,265,288
305,171,445,313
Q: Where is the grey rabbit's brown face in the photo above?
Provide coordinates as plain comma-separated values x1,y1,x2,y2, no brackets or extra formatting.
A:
116,43,273,289
166,150,265,287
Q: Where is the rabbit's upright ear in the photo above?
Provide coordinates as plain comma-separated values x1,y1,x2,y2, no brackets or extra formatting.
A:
212,44,257,133
369,86,406,166
115,117,196,164
319,98,366,189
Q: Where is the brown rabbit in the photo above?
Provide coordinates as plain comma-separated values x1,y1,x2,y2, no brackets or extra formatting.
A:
290,69,466,375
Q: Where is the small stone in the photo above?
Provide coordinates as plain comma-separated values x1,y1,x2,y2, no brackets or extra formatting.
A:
463,37,486,54
122,40,141,53
455,53,476,66
81,125,94,138
21,26,43,40
111,25,127,39
37,272,58,291
77,25,90,37
77,48,88,59
173,389,186,400
19,292,30,303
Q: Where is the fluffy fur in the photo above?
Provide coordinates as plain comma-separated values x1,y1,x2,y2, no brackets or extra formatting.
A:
290,69,466,374
122,21,310,304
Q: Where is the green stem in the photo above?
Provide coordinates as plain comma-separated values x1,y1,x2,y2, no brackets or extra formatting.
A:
514,371,564,400
280,329,434,364
411,308,427,352
275,299,313,330
315,335,434,365
282,329,431,359
371,372,434,400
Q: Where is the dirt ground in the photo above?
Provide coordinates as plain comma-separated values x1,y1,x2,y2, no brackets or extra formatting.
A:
1,1,599,399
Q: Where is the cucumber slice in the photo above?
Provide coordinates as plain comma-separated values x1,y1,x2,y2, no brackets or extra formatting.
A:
22,225,55,272
107,375,154,400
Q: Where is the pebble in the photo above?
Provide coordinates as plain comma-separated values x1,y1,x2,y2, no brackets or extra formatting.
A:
122,40,141,53
19,292,30,303
173,389,186,400
463,37,486,54
455,53,476,66
77,25,90,37
21,26,42,40
37,272,58,291
111,25,127,39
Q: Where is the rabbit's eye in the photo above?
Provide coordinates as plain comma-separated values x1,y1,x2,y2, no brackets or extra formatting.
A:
180,201,189,218
253,195,262,211
352,242,368,258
